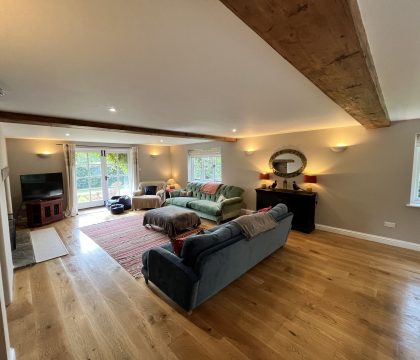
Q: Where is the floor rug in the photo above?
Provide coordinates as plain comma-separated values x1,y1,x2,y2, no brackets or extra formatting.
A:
79,215,172,278
31,227,69,263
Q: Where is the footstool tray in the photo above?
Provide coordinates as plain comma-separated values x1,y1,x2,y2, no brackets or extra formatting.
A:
143,206,201,238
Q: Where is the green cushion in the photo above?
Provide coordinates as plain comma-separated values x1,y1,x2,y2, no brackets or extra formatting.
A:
189,200,222,216
186,182,244,202
166,197,196,208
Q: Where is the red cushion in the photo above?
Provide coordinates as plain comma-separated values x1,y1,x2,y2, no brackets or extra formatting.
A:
170,228,204,256
258,206,272,213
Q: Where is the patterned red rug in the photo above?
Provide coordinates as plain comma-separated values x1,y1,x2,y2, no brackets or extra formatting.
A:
79,215,170,278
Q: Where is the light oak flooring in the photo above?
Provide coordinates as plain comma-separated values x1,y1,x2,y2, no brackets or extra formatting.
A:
7,208,420,359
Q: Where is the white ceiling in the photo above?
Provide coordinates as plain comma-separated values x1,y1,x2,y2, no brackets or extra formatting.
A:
0,0,358,143
358,0,420,121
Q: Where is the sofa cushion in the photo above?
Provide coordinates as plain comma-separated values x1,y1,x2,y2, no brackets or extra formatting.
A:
218,185,244,199
181,223,242,266
189,200,222,216
166,197,196,208
170,228,205,256
185,183,244,203
144,186,157,195
268,203,288,221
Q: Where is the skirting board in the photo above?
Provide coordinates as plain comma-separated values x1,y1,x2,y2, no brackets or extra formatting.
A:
316,224,420,252
9,348,16,360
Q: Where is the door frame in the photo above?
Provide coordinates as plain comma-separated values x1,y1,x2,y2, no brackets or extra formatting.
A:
76,147,131,210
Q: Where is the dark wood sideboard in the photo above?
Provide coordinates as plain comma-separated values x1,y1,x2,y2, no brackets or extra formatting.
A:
255,189,317,233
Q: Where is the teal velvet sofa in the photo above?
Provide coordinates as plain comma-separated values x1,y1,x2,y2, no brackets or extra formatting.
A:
141,203,293,311
165,182,244,223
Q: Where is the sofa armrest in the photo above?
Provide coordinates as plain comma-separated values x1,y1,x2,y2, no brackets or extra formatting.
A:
220,197,242,210
144,247,199,311
156,189,165,202
133,189,143,196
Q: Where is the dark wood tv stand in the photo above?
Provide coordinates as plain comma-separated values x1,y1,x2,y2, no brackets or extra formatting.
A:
26,197,64,227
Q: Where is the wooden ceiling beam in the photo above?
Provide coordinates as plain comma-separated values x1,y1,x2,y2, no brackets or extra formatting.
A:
0,111,237,142
220,0,390,129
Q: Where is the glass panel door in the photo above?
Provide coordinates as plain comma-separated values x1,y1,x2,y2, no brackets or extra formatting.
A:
105,151,130,199
76,150,105,209
75,148,132,210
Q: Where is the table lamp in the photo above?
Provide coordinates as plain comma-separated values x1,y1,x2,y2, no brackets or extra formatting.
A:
166,178,177,189
259,172,270,189
303,175,317,192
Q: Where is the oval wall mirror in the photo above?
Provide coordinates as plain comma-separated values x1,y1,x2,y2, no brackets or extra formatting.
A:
269,149,307,178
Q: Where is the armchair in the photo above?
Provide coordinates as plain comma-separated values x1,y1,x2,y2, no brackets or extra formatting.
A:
132,181,166,210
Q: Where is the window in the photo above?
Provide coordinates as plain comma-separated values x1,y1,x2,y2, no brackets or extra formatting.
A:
188,148,222,183
75,148,131,209
409,134,420,205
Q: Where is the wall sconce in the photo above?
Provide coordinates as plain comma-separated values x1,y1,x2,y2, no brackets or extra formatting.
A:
303,174,317,192
244,149,255,156
36,152,52,158
150,153,159,158
330,144,348,153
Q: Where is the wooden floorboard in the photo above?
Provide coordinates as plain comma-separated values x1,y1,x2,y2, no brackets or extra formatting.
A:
7,208,420,359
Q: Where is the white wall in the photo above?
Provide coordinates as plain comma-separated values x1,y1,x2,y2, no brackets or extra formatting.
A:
171,120,420,245
0,126,13,305
0,264,11,360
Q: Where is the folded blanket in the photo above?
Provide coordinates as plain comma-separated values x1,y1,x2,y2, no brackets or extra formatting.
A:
201,182,222,194
232,212,277,239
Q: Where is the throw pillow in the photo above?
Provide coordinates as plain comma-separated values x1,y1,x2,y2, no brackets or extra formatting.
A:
217,194,226,203
171,228,204,256
180,190,193,197
144,186,157,195
258,206,272,213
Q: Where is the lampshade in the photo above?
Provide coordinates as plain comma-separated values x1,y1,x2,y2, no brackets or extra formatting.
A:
259,172,270,180
304,175,317,183
167,178,176,185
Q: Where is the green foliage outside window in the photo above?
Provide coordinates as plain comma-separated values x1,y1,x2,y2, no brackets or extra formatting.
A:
190,154,222,182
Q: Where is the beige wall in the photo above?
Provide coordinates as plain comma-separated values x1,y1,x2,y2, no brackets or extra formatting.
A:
5,139,172,210
171,120,420,245
6,139,67,212
138,145,171,182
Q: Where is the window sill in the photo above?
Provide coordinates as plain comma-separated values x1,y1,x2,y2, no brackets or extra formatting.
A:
406,203,420,208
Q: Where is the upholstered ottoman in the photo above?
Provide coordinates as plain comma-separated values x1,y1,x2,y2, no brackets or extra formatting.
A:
143,206,201,238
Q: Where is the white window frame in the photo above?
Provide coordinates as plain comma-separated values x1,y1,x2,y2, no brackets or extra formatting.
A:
409,134,420,206
188,148,222,183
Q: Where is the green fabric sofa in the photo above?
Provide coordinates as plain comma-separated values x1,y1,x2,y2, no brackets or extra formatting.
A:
165,182,244,223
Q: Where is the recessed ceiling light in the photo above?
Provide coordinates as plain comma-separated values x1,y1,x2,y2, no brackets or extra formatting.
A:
65,133,70,137
160,139,164,143
109,107,117,112
232,128,237,133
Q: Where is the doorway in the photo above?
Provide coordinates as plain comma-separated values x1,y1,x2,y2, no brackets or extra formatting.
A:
75,148,131,209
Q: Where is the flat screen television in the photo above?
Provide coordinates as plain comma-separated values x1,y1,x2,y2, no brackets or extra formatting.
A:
20,172,64,201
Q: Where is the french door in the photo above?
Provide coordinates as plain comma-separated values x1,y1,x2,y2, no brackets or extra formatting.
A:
75,148,131,209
